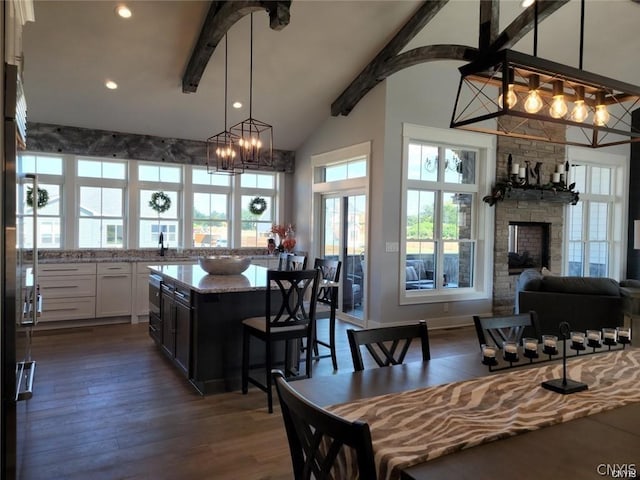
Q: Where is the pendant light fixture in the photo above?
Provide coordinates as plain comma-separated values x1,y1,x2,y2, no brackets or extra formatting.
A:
450,0,640,148
230,12,273,170
207,35,243,175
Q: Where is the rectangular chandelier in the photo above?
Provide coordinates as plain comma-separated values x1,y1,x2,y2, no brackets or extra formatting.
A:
450,49,640,148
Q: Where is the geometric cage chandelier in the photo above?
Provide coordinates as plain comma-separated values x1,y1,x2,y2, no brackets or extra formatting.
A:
450,48,640,149
207,34,244,175
230,12,274,169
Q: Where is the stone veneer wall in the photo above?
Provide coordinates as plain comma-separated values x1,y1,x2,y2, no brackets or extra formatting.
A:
492,119,567,315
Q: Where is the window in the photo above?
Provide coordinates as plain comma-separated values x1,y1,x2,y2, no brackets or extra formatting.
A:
323,158,367,182
565,148,626,279
17,154,64,248
192,168,230,247
400,124,494,304
239,172,277,247
77,159,127,248
17,152,282,250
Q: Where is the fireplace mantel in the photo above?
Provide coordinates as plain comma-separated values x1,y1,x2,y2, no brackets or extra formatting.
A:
483,184,580,206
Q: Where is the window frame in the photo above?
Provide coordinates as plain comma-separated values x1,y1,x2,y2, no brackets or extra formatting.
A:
399,124,495,305
564,147,627,279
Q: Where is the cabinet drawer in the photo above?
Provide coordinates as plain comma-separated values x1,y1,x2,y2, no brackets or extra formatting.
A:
39,263,97,276
39,275,96,298
39,297,96,322
97,262,131,274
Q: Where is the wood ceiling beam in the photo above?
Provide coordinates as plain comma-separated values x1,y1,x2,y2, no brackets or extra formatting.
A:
330,0,570,118
377,45,479,79
331,0,449,117
488,0,570,54
479,0,499,50
182,0,291,94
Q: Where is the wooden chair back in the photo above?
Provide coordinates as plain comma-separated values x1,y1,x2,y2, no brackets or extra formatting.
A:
278,253,308,271
347,320,431,372
313,258,341,307
473,311,541,349
272,369,377,480
266,269,320,334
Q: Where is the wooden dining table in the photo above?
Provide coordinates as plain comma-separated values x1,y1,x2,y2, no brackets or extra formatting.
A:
293,349,640,480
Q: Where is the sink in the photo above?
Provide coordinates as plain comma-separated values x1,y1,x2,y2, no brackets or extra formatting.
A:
198,256,251,275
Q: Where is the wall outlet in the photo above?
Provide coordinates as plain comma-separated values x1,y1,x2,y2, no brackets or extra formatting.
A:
385,242,399,252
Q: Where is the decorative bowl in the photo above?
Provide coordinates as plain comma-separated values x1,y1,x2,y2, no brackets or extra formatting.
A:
198,256,251,275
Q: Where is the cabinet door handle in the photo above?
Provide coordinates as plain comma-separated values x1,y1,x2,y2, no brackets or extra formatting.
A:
45,285,78,289
102,274,129,278
175,291,187,299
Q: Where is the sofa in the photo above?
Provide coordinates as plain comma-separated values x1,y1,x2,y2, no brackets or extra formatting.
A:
515,268,624,338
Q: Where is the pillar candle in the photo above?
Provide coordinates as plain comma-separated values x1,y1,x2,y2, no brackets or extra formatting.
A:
518,167,526,178
511,163,519,174
552,172,560,183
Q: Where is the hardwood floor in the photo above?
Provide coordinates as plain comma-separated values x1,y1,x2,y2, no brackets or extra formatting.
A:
16,319,478,480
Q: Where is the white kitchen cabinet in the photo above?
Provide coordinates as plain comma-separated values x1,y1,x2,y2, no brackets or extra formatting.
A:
96,263,132,318
38,263,97,323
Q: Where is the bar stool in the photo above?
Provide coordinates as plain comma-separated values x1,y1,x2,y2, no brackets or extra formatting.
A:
312,258,341,370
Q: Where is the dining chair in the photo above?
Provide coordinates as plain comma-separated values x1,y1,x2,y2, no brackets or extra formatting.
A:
271,369,378,480
310,258,341,371
241,268,321,413
473,311,541,350
346,320,431,372
277,253,308,271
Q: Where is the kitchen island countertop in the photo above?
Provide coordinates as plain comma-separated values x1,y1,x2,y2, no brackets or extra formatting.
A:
148,263,270,294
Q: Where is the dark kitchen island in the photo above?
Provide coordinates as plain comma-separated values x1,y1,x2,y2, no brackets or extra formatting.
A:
148,263,276,394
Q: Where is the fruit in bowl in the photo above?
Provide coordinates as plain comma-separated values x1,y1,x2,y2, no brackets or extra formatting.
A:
198,256,251,275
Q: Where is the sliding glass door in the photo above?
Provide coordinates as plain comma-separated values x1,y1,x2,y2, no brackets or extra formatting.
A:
321,193,366,323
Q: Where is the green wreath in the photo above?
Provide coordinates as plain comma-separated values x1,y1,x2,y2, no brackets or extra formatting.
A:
248,196,267,215
149,191,172,214
26,186,49,209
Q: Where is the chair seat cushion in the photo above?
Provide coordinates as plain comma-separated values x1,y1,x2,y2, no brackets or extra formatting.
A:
243,316,308,333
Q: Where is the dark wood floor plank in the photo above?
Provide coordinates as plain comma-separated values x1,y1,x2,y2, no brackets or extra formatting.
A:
16,319,477,480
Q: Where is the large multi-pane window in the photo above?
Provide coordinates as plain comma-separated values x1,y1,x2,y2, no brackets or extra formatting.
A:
18,154,64,248
17,152,281,249
138,163,182,248
240,172,276,248
192,167,230,247
567,164,612,277
400,124,493,304
77,159,127,248
404,142,476,293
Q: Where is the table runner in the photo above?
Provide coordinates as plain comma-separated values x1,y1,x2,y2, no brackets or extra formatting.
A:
326,349,640,480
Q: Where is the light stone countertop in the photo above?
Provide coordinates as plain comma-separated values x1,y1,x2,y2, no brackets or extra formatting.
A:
148,264,270,294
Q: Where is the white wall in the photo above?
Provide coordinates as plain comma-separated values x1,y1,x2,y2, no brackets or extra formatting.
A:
295,60,494,329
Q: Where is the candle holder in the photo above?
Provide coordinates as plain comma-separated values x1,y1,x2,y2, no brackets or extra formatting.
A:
586,329,602,349
570,331,586,352
617,326,631,345
542,335,558,356
502,341,519,363
602,328,617,347
522,337,539,360
481,344,498,366
541,321,588,394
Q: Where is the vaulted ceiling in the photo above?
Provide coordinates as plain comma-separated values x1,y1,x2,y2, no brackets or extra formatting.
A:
22,0,640,152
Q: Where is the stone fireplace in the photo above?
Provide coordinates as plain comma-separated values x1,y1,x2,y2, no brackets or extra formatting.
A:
508,222,551,274
492,118,567,315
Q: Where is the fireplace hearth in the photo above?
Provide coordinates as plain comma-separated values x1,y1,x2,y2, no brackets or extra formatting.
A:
508,222,550,275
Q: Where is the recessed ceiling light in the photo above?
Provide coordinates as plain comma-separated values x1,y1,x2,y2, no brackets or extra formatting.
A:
232,101,242,109
116,5,132,18
521,0,535,7
105,80,118,90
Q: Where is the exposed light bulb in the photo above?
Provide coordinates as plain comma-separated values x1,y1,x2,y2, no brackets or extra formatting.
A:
594,91,610,126
550,96,568,118
571,100,588,123
524,76,543,114
498,85,518,109
594,105,610,126
549,80,567,119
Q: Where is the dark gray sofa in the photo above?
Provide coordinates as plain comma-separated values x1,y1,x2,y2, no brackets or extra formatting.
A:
516,269,624,337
